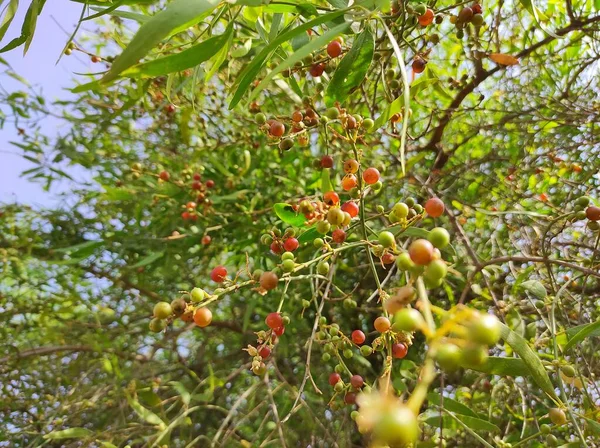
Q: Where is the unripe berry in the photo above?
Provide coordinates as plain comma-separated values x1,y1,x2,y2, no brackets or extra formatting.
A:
153,302,172,319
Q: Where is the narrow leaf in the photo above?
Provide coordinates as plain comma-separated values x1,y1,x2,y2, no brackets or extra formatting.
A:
44,428,93,439
273,203,307,227
564,319,600,352
0,0,19,42
126,391,165,426
427,393,480,419
130,252,165,269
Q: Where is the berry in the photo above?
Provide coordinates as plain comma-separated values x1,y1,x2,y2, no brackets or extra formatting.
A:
274,326,285,336
549,408,567,426
192,181,202,190
468,313,501,346
561,365,576,378
269,121,285,137
393,308,424,332
317,261,330,275
460,344,488,366
428,227,450,249
393,202,409,218
327,40,342,58
586,206,600,221
282,251,295,261
458,6,474,22
181,211,191,220
424,259,448,282
341,174,358,191
396,252,416,271
259,346,271,359
352,330,366,345
378,231,396,248
171,298,187,316
284,237,299,252
255,112,267,124
363,167,380,185
341,201,359,218
323,190,340,206
210,265,227,283
159,170,170,181
266,312,283,329
270,241,283,254
91,55,101,63
350,375,364,388
344,392,357,405
292,110,303,122
321,155,334,168
435,343,461,371
362,118,374,130
344,159,359,174
191,287,207,302
472,13,484,26
408,239,435,265
279,138,294,151
374,316,391,333
372,406,419,446
325,107,340,120
472,3,482,14
418,9,434,26
360,345,373,356
425,197,445,217
412,57,426,73
310,63,325,77
260,271,279,290
329,372,341,385
346,115,357,129
331,228,346,243
381,252,395,265
327,208,345,226
194,307,212,327
201,235,212,245
576,196,590,207
282,259,295,273
205,180,215,188
316,220,331,234
392,342,408,359
149,317,167,333
153,302,172,319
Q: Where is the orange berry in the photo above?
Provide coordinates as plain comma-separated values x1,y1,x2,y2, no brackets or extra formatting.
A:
409,239,435,265
425,197,445,217
363,167,380,185
418,9,434,26
324,191,340,206
341,174,358,191
194,307,212,327
374,316,391,333
344,159,359,174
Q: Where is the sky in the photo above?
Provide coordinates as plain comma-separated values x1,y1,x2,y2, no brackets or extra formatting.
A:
0,2,91,207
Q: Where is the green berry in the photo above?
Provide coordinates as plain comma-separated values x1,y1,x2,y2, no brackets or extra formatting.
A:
378,231,396,248
343,349,353,359
435,343,461,372
393,308,424,332
393,202,409,218
255,113,267,124
191,287,207,303
428,227,450,249
302,299,311,308
334,380,345,392
149,317,167,333
282,251,295,261
362,118,374,130
396,252,415,271
549,408,567,426
317,220,331,234
424,259,448,282
413,204,423,214
372,181,383,191
414,3,427,15
314,238,325,248
153,302,172,319
282,259,295,273
319,316,327,325
561,365,576,378
540,424,551,435
576,196,590,207
360,345,373,356
405,197,416,207
317,261,330,276
326,107,340,120
545,435,558,447
322,353,331,362
468,313,501,346
460,344,488,366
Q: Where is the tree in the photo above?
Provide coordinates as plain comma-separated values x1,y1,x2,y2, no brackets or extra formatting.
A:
1,0,600,446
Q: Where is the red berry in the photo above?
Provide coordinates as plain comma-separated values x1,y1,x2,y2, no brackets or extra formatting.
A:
329,372,341,386
270,121,285,137
350,374,364,389
341,201,359,218
392,342,408,359
412,57,427,73
166,104,176,114
310,63,325,77
274,326,285,336
332,229,346,243
270,241,283,254
210,265,227,283
586,206,600,221
193,173,201,181
341,174,358,191
206,180,215,188
425,197,445,217
284,237,299,252
321,155,334,168
181,211,190,220
186,201,197,209
260,271,279,290
159,171,170,181
409,239,435,265
259,346,271,359
381,252,396,265
363,167,380,185
344,392,356,405
192,181,202,190
202,235,211,245
418,9,434,26
323,191,340,206
91,55,101,63
266,312,283,329
327,40,342,58
472,3,482,14
190,214,198,222
352,330,366,345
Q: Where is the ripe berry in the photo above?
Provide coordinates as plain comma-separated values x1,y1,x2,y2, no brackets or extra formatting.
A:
324,191,340,206
186,201,197,210
159,171,170,181
310,63,325,77
321,155,334,168
392,342,408,359
202,235,211,245
412,57,427,73
332,229,346,243
194,307,212,327
206,180,215,188
408,239,435,265
458,6,474,22
269,121,285,137
259,346,271,359
91,55,101,63
468,313,501,346
274,326,285,336
166,104,176,114
393,308,424,332
352,330,366,345
270,241,283,254
292,110,303,122
586,206,600,221
350,375,364,388
418,8,434,26
344,159,359,174
266,312,283,329
344,392,357,405
363,167,380,185
260,271,279,290
428,227,450,249
341,174,358,191
192,181,202,190
327,207,345,226
153,302,172,319
425,197,445,217
472,3,482,14
329,372,341,386
327,40,342,58
181,211,191,221
374,316,391,333
346,115,357,129
341,201,359,218
284,238,299,252
210,266,227,283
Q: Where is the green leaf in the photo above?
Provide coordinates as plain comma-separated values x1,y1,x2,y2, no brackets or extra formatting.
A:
130,252,165,269
321,168,332,193
500,323,559,401
126,391,165,426
229,8,348,109
170,381,191,405
0,0,46,54
427,393,480,419
298,226,319,244
204,27,232,82
54,240,104,258
123,25,232,77
461,356,531,377
325,28,373,106
0,0,19,42
247,22,350,104
44,428,93,439
563,319,600,352
101,0,220,83
273,203,307,227
89,6,151,23
583,417,600,436
424,412,500,433
519,280,547,299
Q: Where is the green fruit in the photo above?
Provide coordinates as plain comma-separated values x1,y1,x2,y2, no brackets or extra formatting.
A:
153,302,172,319
362,118,374,130
343,298,354,309
372,181,383,191
396,252,415,271
389,79,400,89
460,344,488,366
282,251,295,261
351,410,359,420
376,205,385,214
343,349,353,359
576,210,587,220
327,208,345,226
279,138,294,151
435,343,461,372
191,287,207,303
322,353,331,362
468,313,501,346
549,408,567,426
545,434,558,447
282,259,295,273
472,13,484,26
588,221,600,231
428,227,450,249
405,197,416,207
423,275,443,289
317,261,330,276
302,299,310,308
149,317,167,333
413,204,423,214
334,381,344,392
282,315,291,325
319,316,327,325
260,234,273,245
360,345,373,356
540,424,551,435
255,113,266,124
350,187,361,199
414,3,427,15
393,308,424,332
314,238,325,248
326,107,340,119
317,220,331,234
424,259,448,282
372,406,419,446
576,196,590,207
378,231,396,248
252,269,264,281
393,202,409,218
388,211,401,223
561,365,576,378
385,68,397,79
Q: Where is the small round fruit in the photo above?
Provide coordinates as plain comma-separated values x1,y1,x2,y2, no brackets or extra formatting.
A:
260,271,279,290
393,308,424,332
412,57,426,73
414,3,427,14
210,265,227,283
360,345,373,356
153,302,172,319
159,170,170,181
472,3,482,14
279,138,294,151
201,235,211,245
392,342,408,359
435,343,461,371
428,227,450,249
266,312,283,329
425,197,445,217
259,346,271,359
269,121,285,137
458,6,474,22
424,259,448,282
393,202,409,218
282,251,295,261
460,344,488,366
321,155,334,168
576,196,590,207
310,63,325,77
350,375,364,388
472,13,484,26
362,118,374,130
586,206,600,221
341,201,359,218
313,238,324,249
316,220,331,235
318,261,330,275
323,190,340,206
332,229,346,243
374,316,391,333
149,317,167,333
270,241,283,254
283,237,299,252
396,252,416,271
325,107,340,120
191,287,207,302
344,159,359,174
329,372,341,385
363,167,380,185
342,174,358,191
468,313,501,346
378,231,396,248
194,307,213,327
549,408,567,426
327,208,346,226
546,435,558,447
282,259,295,273
408,239,435,265
418,8,434,26
561,365,576,378
344,392,357,405
371,406,419,446
327,40,342,58
171,298,187,316
352,330,366,345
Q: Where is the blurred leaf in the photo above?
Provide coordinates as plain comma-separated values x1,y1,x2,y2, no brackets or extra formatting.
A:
130,252,165,268
564,319,600,352
0,0,19,42
461,356,531,377
298,227,319,244
126,391,165,426
321,168,332,193
489,53,519,66
44,428,93,439
427,393,481,419
0,0,46,54
273,203,307,227
519,280,547,299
